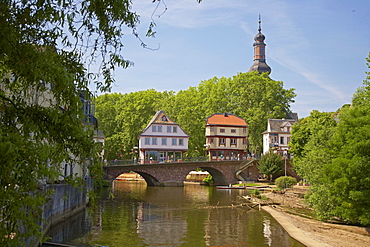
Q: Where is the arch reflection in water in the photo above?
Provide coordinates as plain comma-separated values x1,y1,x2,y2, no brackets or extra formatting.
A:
57,181,304,247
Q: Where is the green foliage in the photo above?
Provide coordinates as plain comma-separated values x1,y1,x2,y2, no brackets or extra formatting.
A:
95,72,296,159
275,176,297,190
0,0,165,245
258,152,283,181
289,110,337,184
202,174,213,185
250,189,260,196
292,53,370,226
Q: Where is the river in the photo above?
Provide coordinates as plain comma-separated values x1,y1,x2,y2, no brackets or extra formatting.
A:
46,181,304,247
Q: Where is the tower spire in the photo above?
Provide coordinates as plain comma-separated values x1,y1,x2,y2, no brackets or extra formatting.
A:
258,14,261,32
248,15,271,74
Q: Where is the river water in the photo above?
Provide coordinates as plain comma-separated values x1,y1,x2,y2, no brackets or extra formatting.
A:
47,181,304,247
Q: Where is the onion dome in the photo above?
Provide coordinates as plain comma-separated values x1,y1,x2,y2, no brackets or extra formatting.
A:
248,16,271,75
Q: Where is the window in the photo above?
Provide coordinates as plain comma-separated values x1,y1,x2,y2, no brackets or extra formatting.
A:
287,137,291,143
220,129,225,133
286,127,291,132
152,137,157,145
179,139,184,146
162,138,167,145
167,126,171,133
145,137,150,145
243,138,247,145
243,128,247,133
219,138,225,145
210,138,214,144
162,116,167,121
280,137,284,144
158,126,162,132
231,138,237,145
173,126,177,133
152,125,157,132
231,129,236,133
210,126,214,132
172,138,177,145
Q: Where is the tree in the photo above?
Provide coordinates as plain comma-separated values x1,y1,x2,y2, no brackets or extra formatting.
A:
0,0,168,245
197,72,296,153
96,72,295,159
161,87,205,157
290,53,370,225
289,110,337,184
275,176,297,190
95,72,296,160
258,152,283,182
307,53,370,225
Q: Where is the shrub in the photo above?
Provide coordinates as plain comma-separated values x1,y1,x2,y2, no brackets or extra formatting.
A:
275,176,297,190
202,174,213,185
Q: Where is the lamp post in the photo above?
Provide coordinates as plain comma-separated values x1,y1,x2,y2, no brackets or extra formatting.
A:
284,151,287,177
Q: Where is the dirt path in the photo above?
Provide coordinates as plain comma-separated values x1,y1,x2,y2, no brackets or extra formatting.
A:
260,188,370,247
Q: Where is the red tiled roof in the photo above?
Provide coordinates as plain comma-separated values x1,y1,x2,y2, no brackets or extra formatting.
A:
206,113,247,126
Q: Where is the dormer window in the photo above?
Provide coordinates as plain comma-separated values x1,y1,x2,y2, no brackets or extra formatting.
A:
162,116,167,121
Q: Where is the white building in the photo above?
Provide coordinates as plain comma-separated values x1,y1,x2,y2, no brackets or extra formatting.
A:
138,110,189,164
262,114,298,156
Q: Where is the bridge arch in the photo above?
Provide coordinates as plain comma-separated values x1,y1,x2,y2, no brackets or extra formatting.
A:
131,171,159,186
198,167,228,185
104,160,260,187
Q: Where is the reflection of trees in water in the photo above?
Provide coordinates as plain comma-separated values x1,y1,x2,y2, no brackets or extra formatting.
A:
61,181,303,246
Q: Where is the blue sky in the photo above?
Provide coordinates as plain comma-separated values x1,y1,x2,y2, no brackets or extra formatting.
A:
100,0,370,118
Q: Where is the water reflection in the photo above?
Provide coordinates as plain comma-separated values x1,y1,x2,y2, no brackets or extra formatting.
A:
58,181,304,247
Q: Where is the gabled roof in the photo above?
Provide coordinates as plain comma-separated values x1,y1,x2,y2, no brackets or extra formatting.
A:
139,110,189,137
206,113,247,126
264,118,297,133
145,110,176,128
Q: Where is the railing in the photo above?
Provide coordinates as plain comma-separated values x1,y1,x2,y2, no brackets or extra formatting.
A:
107,157,209,166
107,160,137,166
182,156,208,162
235,159,259,182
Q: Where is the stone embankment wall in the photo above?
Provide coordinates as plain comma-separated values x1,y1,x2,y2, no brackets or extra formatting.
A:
38,183,91,245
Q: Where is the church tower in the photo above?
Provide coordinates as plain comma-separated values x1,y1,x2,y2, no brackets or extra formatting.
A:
248,16,271,74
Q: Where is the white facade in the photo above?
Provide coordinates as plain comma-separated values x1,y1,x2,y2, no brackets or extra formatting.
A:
138,110,189,164
262,118,297,155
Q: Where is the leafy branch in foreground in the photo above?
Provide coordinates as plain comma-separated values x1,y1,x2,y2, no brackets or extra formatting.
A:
0,0,173,245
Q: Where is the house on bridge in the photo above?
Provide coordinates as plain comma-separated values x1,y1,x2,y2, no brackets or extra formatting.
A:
262,113,298,157
204,113,248,161
138,110,189,164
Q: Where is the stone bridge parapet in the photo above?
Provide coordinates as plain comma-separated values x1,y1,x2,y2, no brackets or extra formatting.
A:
103,160,260,187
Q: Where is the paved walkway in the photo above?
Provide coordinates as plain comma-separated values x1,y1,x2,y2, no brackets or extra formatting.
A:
262,206,328,247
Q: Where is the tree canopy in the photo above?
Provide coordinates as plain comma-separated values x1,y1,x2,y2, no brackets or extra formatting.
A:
258,151,283,181
289,53,370,225
95,72,296,159
0,0,165,245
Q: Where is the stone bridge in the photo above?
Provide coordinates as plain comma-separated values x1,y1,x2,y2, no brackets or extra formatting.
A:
103,160,260,187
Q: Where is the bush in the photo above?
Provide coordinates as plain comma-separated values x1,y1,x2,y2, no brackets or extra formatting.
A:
202,174,213,185
275,176,297,190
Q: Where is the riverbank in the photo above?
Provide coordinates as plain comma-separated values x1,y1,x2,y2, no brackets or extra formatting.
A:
260,187,370,247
